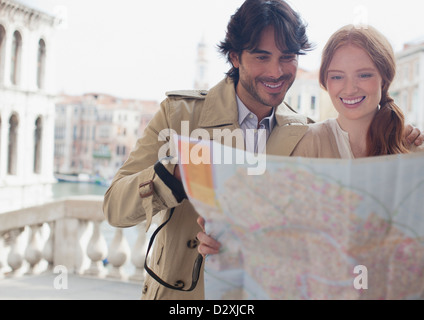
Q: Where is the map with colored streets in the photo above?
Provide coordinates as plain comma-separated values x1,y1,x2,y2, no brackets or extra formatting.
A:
177,137,424,300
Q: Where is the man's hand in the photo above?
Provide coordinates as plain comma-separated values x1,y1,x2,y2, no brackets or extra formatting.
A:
405,124,424,146
197,216,221,257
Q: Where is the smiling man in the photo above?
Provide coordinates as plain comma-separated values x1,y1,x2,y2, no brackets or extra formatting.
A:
229,25,299,122
103,0,314,300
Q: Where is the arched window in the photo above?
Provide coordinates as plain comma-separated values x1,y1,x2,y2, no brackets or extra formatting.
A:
37,39,46,89
10,31,22,85
34,116,42,173
8,114,19,175
0,25,5,82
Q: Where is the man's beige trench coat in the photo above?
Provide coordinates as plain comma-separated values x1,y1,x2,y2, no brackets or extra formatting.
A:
103,77,311,300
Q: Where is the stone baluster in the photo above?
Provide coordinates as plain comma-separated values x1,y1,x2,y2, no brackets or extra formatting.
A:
7,228,25,276
130,222,147,282
42,222,54,271
75,220,90,275
107,228,130,280
0,232,7,279
85,221,108,277
25,224,44,275
54,217,82,274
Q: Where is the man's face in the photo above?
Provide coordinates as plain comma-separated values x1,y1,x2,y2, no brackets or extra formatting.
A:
230,26,298,118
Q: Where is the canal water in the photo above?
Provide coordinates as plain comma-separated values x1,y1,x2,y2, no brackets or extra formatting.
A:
51,181,109,199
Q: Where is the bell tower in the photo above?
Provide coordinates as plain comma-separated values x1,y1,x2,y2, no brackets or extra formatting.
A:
194,36,209,90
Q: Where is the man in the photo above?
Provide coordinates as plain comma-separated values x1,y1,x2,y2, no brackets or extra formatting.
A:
103,0,422,299
103,0,313,300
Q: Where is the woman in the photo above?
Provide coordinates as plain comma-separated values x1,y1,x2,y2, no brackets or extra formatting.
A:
196,24,424,256
292,24,424,158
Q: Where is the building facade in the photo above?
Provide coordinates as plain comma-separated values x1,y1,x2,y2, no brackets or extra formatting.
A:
0,0,57,213
391,42,424,131
284,68,325,122
54,93,159,183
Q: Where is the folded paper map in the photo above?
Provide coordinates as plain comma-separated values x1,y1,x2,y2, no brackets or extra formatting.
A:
176,136,424,300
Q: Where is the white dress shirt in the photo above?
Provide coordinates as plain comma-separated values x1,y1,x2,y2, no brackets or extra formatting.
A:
236,95,276,154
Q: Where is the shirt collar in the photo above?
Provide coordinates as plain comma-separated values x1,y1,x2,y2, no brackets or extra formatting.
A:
236,95,276,131
237,95,252,125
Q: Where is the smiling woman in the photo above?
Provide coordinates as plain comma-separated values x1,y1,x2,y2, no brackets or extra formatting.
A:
292,24,424,159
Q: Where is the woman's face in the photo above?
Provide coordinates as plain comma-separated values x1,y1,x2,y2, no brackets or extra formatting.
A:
326,44,383,127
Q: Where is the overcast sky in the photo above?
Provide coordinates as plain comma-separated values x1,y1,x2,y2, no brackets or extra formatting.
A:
17,0,424,102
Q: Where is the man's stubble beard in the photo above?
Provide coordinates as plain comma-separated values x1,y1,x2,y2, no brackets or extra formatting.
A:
239,74,295,109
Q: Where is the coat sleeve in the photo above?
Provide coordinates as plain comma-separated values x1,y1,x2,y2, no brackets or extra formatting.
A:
102,99,180,230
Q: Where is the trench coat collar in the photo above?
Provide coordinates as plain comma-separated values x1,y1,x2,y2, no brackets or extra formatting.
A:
198,78,239,129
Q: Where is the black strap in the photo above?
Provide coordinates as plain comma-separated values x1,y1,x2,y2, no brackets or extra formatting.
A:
143,159,202,292
144,208,203,292
153,158,187,203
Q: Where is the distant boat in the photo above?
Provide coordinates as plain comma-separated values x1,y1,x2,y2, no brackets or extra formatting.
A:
54,173,93,183
94,176,112,187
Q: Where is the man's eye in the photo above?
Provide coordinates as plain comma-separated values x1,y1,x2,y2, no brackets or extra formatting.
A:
257,56,268,61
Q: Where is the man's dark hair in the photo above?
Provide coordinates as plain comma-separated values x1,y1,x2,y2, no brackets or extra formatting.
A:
219,0,313,82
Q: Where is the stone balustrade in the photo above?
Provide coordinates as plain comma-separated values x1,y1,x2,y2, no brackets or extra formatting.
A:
0,196,147,283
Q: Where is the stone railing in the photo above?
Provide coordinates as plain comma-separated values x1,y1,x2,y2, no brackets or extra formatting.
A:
0,196,147,282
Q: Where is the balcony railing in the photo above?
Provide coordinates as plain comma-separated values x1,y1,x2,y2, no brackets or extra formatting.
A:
0,196,147,283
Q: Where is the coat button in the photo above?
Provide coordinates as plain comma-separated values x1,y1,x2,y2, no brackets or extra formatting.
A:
187,239,199,249
174,280,185,289
142,284,148,294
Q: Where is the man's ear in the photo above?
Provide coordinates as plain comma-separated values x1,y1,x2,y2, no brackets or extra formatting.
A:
229,51,240,68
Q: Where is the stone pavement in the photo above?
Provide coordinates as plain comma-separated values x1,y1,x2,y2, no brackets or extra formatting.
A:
0,272,142,300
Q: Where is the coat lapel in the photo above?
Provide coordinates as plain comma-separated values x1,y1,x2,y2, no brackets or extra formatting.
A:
197,78,244,150
198,78,239,128
266,103,309,156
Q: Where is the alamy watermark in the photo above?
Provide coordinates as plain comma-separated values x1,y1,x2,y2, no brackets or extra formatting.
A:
157,121,267,175
353,4,369,29
51,263,367,293
353,265,368,290
53,265,68,290
53,6,69,30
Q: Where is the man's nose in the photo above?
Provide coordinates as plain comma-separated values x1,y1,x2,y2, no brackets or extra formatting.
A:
267,59,285,79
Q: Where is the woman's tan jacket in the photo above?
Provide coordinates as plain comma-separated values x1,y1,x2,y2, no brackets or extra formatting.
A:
292,120,424,158
102,77,311,300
